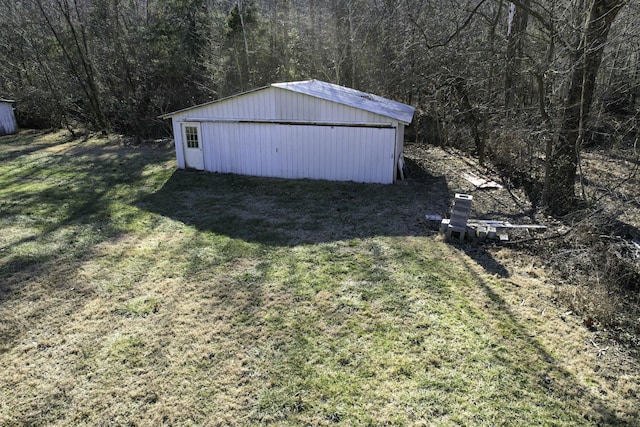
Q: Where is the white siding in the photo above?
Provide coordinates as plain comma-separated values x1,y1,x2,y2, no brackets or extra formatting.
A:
0,102,17,136
273,89,386,124
199,122,395,184
169,87,390,125
167,85,408,183
394,124,405,181
171,88,276,122
172,120,185,169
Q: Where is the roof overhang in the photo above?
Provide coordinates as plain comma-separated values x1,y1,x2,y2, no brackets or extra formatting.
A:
158,86,269,119
272,80,415,125
158,80,415,125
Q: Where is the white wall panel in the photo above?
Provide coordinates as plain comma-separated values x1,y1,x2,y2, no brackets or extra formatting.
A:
198,123,395,184
172,120,185,168
273,89,386,124
170,87,393,125
169,86,405,183
0,102,17,136
171,88,277,123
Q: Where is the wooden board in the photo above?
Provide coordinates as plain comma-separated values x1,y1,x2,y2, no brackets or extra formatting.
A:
467,219,547,230
460,171,503,189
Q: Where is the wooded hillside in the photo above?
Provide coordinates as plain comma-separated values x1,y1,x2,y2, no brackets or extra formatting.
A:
0,0,637,213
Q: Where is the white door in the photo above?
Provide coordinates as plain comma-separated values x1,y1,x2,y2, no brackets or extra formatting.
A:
182,123,204,170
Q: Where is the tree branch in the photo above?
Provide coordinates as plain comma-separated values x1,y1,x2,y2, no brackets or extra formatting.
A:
503,0,552,32
406,0,488,50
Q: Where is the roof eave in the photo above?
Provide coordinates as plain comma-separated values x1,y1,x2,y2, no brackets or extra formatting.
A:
157,85,270,119
272,81,414,124
158,81,416,124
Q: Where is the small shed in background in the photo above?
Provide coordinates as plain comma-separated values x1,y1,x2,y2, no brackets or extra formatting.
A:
160,80,415,184
0,99,17,136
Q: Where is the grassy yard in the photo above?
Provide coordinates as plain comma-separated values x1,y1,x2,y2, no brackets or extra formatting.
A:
0,130,638,426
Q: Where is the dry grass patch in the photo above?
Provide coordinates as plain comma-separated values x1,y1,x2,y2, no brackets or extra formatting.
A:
0,130,638,426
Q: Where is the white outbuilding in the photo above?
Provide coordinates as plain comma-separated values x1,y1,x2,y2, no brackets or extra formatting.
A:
0,99,17,136
160,80,414,184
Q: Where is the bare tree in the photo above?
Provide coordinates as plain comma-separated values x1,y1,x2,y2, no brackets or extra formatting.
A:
504,0,529,112
544,0,628,214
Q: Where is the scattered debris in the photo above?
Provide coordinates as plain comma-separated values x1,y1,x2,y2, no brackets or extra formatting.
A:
467,220,547,231
437,194,547,242
460,171,503,189
591,340,609,358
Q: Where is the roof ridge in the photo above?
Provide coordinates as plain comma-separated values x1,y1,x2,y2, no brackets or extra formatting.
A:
160,80,414,124
272,80,414,124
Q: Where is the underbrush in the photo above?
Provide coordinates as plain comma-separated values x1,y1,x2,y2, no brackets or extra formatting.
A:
487,135,639,351
532,208,640,350
438,118,640,353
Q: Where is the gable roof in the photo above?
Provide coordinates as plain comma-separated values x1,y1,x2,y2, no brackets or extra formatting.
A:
272,80,414,124
159,80,414,124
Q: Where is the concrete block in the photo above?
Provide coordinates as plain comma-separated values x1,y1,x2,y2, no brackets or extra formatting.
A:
487,227,497,239
454,193,473,203
476,226,488,240
450,216,469,228
446,225,467,241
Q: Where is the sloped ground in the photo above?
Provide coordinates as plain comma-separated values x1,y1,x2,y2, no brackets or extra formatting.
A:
405,143,538,220
405,141,639,335
0,131,638,425
405,141,639,298
405,141,640,410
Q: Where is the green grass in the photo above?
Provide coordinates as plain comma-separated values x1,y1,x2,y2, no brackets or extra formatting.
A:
0,130,638,426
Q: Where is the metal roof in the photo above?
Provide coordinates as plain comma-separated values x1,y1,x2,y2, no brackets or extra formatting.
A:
272,80,414,124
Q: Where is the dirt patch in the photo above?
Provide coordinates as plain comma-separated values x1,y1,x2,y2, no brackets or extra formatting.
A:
405,143,537,223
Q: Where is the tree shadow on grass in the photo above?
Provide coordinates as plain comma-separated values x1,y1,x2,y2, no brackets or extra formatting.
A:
0,129,79,162
460,253,636,425
140,157,517,279
459,243,510,278
140,168,451,247
0,137,169,344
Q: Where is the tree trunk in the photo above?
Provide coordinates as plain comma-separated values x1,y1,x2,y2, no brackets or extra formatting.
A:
35,0,108,133
237,0,252,87
453,77,484,165
545,0,626,215
504,1,529,112
486,1,503,102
